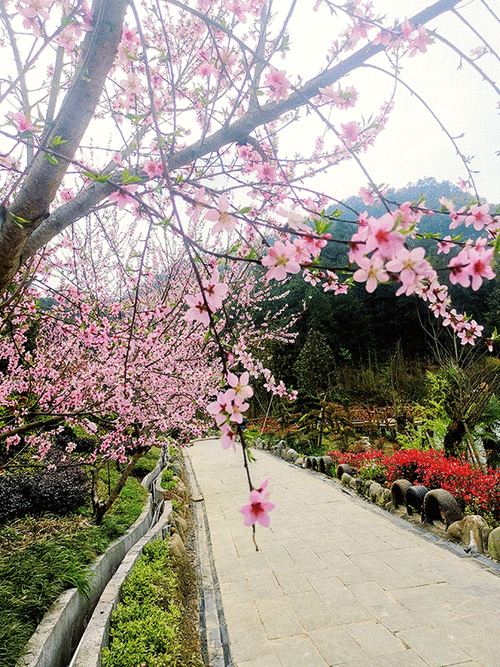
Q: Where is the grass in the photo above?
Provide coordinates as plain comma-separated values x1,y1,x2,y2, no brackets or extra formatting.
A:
0,446,161,667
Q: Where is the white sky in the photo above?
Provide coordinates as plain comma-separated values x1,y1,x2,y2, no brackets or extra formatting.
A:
274,0,500,203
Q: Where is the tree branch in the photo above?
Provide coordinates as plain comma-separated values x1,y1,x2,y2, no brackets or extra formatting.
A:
0,0,129,294
21,0,460,265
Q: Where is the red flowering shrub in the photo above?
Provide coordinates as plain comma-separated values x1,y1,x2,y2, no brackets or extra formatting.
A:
327,448,500,524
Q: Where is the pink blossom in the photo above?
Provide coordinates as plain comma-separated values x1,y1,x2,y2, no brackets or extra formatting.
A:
261,241,301,281
465,204,493,231
303,269,323,286
323,270,339,292
255,162,277,183
108,184,139,210
196,61,220,78
224,0,249,22
365,213,404,258
318,84,358,109
207,390,233,426
458,320,484,346
8,111,36,133
226,397,248,423
359,187,374,206
264,67,291,102
467,247,495,290
373,29,392,46
185,292,210,326
409,26,433,57
240,489,275,527
385,247,430,296
220,423,237,450
339,121,360,146
448,250,471,288
143,160,163,178
353,254,389,293
201,269,229,310
226,371,253,400
17,0,51,21
437,236,455,255
400,18,414,40
206,195,237,234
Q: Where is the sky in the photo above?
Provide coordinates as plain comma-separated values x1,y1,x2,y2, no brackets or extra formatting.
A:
274,0,500,203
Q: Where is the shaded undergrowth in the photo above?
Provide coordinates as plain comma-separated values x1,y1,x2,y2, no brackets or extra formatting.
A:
0,447,160,667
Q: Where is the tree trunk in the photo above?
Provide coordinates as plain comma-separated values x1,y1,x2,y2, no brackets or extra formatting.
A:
0,0,129,294
92,447,150,524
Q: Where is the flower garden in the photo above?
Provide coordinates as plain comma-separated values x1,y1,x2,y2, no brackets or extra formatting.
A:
326,448,500,525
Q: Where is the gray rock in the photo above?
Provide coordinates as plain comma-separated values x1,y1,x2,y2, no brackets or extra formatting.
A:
295,457,304,467
488,526,500,560
369,482,383,503
286,448,299,463
168,533,187,561
341,472,352,486
380,489,392,506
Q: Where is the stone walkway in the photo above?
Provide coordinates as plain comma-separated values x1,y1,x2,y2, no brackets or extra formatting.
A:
187,439,500,667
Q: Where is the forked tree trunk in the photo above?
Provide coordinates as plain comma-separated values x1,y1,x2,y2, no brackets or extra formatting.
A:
91,447,150,524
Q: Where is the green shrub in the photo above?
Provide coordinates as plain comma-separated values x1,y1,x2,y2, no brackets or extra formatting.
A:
358,463,386,485
101,539,182,667
161,467,176,491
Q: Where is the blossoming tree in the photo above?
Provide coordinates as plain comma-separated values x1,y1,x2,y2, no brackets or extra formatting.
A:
0,0,499,529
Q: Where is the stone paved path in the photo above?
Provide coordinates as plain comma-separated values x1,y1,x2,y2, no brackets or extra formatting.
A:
187,439,500,667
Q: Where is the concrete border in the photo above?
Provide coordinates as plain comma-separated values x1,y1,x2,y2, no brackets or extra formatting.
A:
68,501,171,667
17,460,165,667
185,448,234,667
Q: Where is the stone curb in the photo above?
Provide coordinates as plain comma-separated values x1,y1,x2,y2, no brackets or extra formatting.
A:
185,445,234,667
17,459,165,667
68,501,172,667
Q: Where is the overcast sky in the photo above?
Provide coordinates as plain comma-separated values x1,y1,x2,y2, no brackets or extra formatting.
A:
274,0,499,203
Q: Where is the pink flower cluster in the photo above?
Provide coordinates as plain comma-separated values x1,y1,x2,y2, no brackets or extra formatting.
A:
185,269,229,327
207,371,253,450
264,67,291,103
240,478,275,527
349,200,497,346
233,339,297,401
261,231,328,283
351,206,435,296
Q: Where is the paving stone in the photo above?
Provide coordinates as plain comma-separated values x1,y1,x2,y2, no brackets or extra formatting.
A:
397,625,472,666
309,625,371,664
255,598,304,639
270,634,329,667
346,619,406,657
238,654,282,667
349,648,441,667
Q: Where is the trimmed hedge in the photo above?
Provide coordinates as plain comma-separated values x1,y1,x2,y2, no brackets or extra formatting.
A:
101,539,182,667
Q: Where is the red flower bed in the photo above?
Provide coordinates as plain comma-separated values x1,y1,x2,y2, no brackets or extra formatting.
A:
327,448,500,523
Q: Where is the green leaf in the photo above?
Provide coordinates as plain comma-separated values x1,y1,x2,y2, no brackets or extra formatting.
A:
45,154,59,165
83,171,111,183
51,135,68,147
494,234,500,257
10,214,30,228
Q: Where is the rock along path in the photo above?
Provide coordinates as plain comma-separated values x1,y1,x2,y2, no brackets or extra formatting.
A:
187,439,500,667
